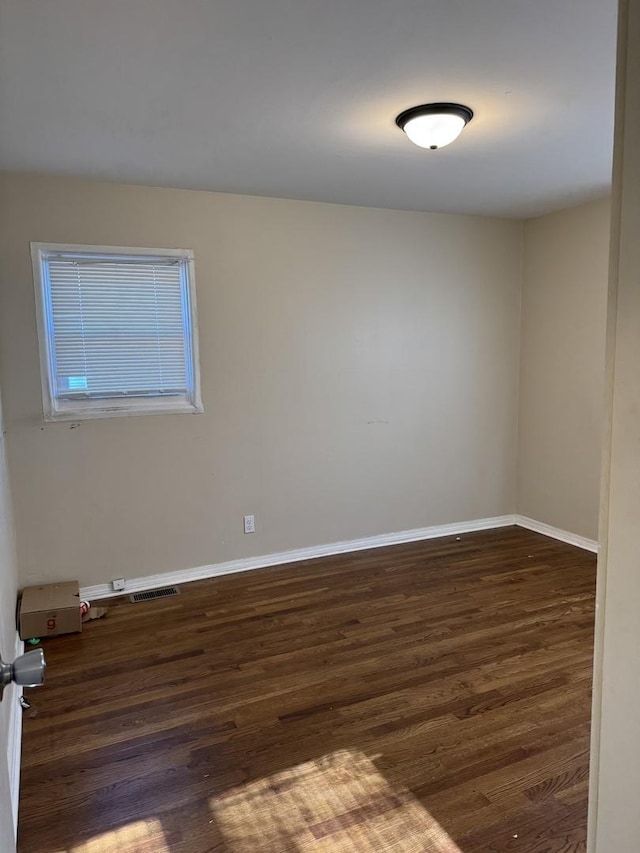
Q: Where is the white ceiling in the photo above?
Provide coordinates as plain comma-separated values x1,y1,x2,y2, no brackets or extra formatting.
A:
0,0,618,218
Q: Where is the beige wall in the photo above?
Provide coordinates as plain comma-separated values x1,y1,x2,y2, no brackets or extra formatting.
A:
0,385,20,851
517,199,610,541
589,0,640,848
0,174,523,589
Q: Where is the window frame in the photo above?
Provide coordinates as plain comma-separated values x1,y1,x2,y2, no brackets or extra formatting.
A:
31,242,203,422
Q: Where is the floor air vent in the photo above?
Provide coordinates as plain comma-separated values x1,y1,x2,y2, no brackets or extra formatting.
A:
130,586,180,603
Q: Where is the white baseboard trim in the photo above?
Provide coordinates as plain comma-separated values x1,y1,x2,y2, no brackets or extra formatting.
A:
515,514,599,553
8,632,24,842
81,513,599,601
81,514,516,600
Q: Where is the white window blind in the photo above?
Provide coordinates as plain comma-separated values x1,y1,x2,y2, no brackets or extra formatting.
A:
32,244,202,420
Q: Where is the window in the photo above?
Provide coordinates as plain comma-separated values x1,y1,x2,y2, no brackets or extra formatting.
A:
31,243,202,421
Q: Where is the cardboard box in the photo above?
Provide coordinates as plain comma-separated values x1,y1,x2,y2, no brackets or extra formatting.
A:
20,582,82,640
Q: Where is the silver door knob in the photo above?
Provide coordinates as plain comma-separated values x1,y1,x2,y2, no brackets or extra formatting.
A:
0,649,46,700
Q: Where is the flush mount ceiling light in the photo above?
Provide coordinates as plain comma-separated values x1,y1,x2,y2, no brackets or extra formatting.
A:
395,102,474,150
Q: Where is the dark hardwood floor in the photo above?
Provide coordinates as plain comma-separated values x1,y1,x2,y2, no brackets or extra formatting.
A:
17,526,596,852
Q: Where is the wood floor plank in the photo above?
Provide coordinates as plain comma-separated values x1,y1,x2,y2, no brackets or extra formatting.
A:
17,526,596,852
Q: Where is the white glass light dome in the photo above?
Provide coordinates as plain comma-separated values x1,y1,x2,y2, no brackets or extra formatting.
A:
396,103,473,150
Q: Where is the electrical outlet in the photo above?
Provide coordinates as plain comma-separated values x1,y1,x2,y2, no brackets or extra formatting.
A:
112,578,126,592
243,514,255,534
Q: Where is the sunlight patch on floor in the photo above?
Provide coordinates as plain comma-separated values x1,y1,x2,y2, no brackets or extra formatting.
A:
69,817,170,853
209,748,462,852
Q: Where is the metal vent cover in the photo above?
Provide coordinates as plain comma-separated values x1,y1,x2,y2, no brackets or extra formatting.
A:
130,586,180,603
